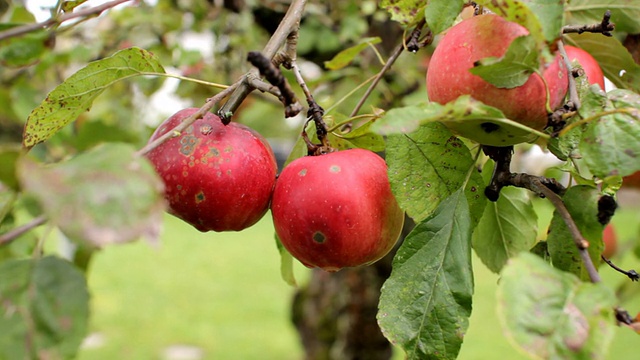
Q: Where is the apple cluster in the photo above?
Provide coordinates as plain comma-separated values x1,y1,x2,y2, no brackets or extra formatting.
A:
145,109,404,271
426,14,606,146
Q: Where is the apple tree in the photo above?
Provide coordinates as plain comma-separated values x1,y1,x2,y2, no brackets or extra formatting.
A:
1,0,640,359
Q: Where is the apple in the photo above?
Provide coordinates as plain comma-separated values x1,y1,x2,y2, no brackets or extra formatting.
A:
426,14,568,146
564,45,605,89
602,223,617,259
146,108,277,232
623,171,640,189
271,149,404,271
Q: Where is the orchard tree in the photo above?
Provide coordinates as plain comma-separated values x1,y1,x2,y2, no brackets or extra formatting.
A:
1,0,640,359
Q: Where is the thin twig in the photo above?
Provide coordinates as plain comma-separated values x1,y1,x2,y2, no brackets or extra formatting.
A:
247,51,302,117
557,41,581,110
0,0,134,41
0,215,48,246
218,0,307,122
135,83,239,157
601,255,640,281
562,10,614,36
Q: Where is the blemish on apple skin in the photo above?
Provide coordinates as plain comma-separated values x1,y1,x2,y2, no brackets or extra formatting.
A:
200,125,213,135
312,231,326,244
298,169,307,176
329,165,341,173
195,191,205,203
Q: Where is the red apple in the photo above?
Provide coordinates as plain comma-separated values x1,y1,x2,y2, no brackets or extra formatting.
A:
146,108,277,232
426,14,568,146
602,223,617,259
623,171,640,189
564,45,605,89
271,149,404,271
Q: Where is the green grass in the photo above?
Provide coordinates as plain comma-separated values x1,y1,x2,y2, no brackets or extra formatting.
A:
75,207,640,359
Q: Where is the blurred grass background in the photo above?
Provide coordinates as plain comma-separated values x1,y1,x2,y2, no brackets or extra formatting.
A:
76,203,640,360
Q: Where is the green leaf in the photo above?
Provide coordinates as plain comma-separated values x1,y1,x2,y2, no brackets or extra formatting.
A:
372,96,540,147
379,0,427,26
385,122,486,225
61,0,89,12
275,234,296,287
566,33,640,92
547,185,603,281
23,47,165,148
328,116,386,152
324,37,381,70
566,0,640,34
498,253,616,360
579,96,640,179
476,0,547,48
0,256,90,359
0,27,49,67
424,0,464,35
472,166,538,273
0,144,22,191
469,35,539,88
17,143,165,247
378,190,473,360
519,0,565,42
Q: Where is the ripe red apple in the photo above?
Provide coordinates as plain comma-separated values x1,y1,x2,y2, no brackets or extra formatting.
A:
602,223,617,259
271,149,404,271
426,14,568,146
146,108,277,232
623,171,640,189
564,45,605,89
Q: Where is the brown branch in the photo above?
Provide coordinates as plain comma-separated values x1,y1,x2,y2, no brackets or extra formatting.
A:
557,41,581,110
482,145,601,283
247,51,302,118
348,22,432,120
0,215,48,246
562,10,614,36
601,255,639,281
0,0,134,41
135,83,239,157
217,0,307,123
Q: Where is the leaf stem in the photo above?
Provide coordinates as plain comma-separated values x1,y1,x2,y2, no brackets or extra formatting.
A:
139,72,229,89
558,108,640,137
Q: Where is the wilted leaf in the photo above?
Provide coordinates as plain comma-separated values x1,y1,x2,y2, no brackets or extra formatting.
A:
547,185,603,281
0,256,90,360
472,173,538,273
23,47,165,148
379,0,427,26
424,0,464,35
17,143,166,247
324,37,381,70
378,190,473,360
469,35,539,89
498,253,616,359
385,122,486,224
566,0,640,34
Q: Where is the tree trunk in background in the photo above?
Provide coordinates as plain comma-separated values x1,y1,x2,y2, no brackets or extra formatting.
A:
291,217,413,360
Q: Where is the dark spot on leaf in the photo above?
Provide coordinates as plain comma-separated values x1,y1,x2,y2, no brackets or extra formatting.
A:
481,122,500,133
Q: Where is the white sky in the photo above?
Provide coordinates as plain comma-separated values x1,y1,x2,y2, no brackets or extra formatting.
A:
26,0,156,22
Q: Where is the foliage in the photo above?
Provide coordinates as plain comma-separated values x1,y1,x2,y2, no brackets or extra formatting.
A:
1,0,640,359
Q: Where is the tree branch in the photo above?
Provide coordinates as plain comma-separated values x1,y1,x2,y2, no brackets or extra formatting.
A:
0,0,134,41
562,10,615,36
217,0,307,123
0,215,48,246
